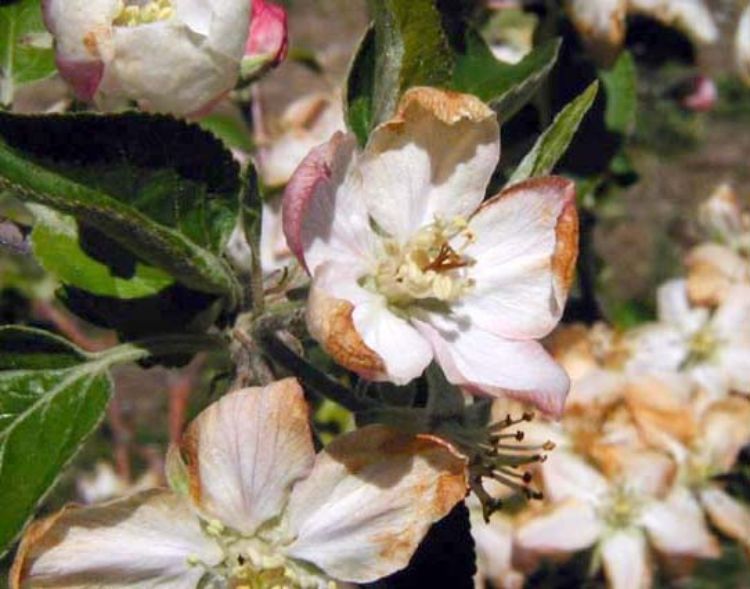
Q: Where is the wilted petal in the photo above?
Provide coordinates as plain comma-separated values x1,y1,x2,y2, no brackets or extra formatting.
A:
516,500,602,553
180,379,315,536
285,425,467,583
459,176,578,339
566,0,626,64
415,314,570,417
359,87,499,241
11,490,221,588
640,486,720,558
282,132,375,272
600,530,650,589
699,486,750,549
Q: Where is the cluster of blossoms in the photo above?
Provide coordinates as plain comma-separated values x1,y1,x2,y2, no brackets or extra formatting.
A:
468,185,750,589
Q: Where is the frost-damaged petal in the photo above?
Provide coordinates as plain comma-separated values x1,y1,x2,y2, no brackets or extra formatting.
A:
359,87,499,241
11,490,221,588
285,425,467,583
460,176,578,339
282,131,374,272
566,0,626,65
640,486,719,558
414,314,570,417
180,379,315,535
700,486,750,550
600,530,650,589
515,500,602,553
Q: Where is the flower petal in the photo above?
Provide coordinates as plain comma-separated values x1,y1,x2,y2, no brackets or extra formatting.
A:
738,3,750,84
180,378,315,535
700,397,750,471
600,530,650,589
414,314,570,417
686,243,746,306
285,425,467,583
515,499,602,553
699,486,750,549
656,279,709,335
359,87,499,241
640,486,720,558
566,0,626,65
282,131,375,272
540,449,609,504
629,0,718,44
11,490,220,588
459,176,578,339
471,513,524,589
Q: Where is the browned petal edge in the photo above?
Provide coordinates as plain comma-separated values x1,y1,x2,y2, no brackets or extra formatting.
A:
481,176,579,303
566,0,626,66
281,131,347,270
306,284,385,379
623,376,696,444
10,505,76,588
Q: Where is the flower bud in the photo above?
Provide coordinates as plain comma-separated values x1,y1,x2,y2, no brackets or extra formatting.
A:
241,0,288,78
44,0,252,115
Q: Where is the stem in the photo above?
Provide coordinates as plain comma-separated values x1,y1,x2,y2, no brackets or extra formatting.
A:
255,331,374,413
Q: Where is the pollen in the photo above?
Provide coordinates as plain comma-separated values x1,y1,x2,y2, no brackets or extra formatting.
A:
687,327,718,364
371,215,476,307
113,0,174,27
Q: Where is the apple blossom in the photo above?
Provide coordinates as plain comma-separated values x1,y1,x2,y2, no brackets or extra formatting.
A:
737,3,750,85
11,379,467,588
566,0,718,65
686,184,750,305
43,0,253,115
516,450,719,589
625,279,750,399
283,87,579,417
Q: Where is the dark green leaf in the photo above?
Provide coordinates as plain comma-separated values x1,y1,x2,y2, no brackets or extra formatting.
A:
0,0,55,105
452,31,560,122
509,81,599,184
599,51,637,134
0,326,148,555
0,112,241,300
345,25,376,146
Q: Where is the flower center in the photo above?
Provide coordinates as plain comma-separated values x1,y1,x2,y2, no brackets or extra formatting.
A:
186,519,335,589
600,486,642,529
113,0,174,26
686,326,718,365
369,216,476,308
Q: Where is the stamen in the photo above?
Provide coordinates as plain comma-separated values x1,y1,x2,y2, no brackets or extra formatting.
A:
113,0,174,26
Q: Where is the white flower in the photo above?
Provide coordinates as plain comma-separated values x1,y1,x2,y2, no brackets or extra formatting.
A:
282,87,579,417
566,0,718,64
11,379,467,588
625,279,750,399
737,3,750,85
76,461,160,504
43,0,252,114
516,450,719,589
686,184,750,306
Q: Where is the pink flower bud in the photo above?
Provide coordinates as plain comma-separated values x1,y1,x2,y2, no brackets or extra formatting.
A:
245,0,288,68
681,76,717,113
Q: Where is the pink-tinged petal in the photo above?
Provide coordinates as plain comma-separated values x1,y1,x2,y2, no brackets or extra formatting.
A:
540,449,609,504
11,490,221,588
285,425,467,583
459,176,578,339
516,500,602,553
640,486,720,558
414,314,570,417
55,56,104,102
179,379,315,535
282,131,374,272
359,87,499,241
681,76,717,112
600,530,651,589
245,0,288,66
699,486,750,549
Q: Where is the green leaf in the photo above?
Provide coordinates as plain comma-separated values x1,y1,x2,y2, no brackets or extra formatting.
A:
509,81,599,184
452,31,560,121
345,0,453,142
0,112,242,301
0,0,55,105
0,326,148,555
599,50,637,134
345,25,376,146
29,205,174,299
